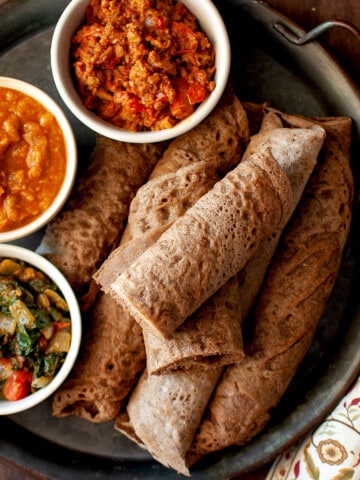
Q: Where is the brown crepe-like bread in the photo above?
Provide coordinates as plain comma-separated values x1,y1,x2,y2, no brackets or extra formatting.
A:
108,136,299,338
112,122,326,475
94,161,220,287
53,94,250,423
52,291,146,422
237,112,326,318
143,116,325,373
115,367,223,477
96,91,250,274
94,94,250,371
96,164,247,373
49,137,162,421
37,136,164,300
189,114,354,459
144,275,243,374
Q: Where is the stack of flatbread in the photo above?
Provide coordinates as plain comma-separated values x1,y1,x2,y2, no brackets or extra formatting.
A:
52,90,251,422
47,92,353,476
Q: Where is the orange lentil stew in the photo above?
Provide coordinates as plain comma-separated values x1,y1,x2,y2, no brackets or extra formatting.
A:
0,258,71,401
71,0,216,131
0,87,66,232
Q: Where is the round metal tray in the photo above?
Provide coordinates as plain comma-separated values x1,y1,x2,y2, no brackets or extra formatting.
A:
0,0,359,478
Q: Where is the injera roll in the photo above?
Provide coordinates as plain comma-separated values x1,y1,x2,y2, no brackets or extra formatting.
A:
144,275,243,374
60,95,249,422
124,162,220,243
115,366,222,476
112,119,326,473
189,114,354,459
52,291,146,422
108,131,304,338
95,91,249,287
119,91,250,245
97,166,246,373
94,95,250,371
237,112,326,318
36,135,164,300
143,116,325,372
54,158,219,422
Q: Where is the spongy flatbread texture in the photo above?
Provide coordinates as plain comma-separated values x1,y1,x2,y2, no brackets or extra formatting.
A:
144,275,243,374
120,161,220,245
110,147,293,338
37,136,163,295
94,225,170,291
142,122,324,370
95,92,250,288
189,115,353,458
187,328,316,462
109,121,326,472
62,95,249,423
94,162,221,290
52,292,146,423
118,367,222,476
237,115,325,319
243,119,326,206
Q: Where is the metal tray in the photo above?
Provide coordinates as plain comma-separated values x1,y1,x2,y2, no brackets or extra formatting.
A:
0,0,360,478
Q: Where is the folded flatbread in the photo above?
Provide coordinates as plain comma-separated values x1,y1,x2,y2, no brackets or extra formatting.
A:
115,367,223,476
95,93,250,370
53,93,250,423
37,135,164,303
52,291,146,422
112,121,326,474
94,161,220,288
108,128,315,338
97,90,250,263
189,114,354,459
237,111,326,318
144,275,243,374
143,115,325,372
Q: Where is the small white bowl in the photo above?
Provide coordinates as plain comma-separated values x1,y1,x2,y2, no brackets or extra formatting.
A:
0,244,82,415
0,77,77,243
51,0,231,143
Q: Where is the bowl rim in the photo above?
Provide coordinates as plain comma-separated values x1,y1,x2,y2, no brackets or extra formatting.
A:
0,244,82,415
50,0,231,143
0,76,77,243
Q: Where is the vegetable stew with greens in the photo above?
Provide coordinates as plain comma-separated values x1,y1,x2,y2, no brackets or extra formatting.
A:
0,258,71,401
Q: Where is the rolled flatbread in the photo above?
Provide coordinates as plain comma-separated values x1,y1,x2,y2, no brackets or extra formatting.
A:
189,114,354,459
108,129,311,338
37,136,164,300
144,275,243,374
237,111,326,318
143,115,325,372
94,161,220,288
94,93,250,370
112,121,326,475
50,136,163,421
115,366,222,477
52,291,146,422
54,94,250,423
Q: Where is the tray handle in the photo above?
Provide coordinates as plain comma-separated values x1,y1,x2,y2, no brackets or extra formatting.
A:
274,19,360,45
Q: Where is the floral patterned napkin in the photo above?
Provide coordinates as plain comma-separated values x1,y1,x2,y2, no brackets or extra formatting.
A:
266,376,360,480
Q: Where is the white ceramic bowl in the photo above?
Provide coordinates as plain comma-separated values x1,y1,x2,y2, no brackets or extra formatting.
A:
0,244,82,415
0,77,77,243
50,0,231,143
